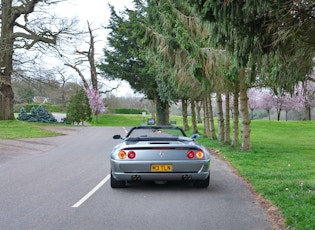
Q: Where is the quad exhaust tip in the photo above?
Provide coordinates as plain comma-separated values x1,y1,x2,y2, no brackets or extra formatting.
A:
131,174,192,181
182,174,192,181
131,175,141,181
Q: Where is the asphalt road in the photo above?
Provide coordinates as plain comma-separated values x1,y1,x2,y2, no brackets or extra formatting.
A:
0,126,273,230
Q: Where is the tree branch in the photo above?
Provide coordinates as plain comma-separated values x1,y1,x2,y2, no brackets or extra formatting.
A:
64,63,89,89
13,22,58,49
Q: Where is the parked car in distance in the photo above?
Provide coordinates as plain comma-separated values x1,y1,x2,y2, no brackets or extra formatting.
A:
110,126,211,188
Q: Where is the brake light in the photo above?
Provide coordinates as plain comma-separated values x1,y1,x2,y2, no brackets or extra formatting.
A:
196,150,204,159
187,150,195,159
118,151,126,159
128,151,136,159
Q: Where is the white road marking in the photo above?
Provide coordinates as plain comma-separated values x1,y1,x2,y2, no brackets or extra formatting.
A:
72,174,110,208
73,128,126,208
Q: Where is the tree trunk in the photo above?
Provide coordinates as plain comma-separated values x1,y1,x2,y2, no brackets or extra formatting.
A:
204,92,217,140
0,0,15,120
196,101,203,124
87,22,98,90
95,114,99,123
250,109,254,120
277,109,281,121
224,93,231,144
266,109,271,120
304,106,311,120
156,97,169,125
203,93,210,138
182,99,189,131
0,83,15,120
239,70,251,151
191,99,198,133
150,100,156,121
231,89,239,148
216,93,224,142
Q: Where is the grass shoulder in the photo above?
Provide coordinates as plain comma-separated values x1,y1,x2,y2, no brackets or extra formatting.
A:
0,120,66,139
196,120,315,230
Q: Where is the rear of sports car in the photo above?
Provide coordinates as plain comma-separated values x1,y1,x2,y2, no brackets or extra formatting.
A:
110,140,210,188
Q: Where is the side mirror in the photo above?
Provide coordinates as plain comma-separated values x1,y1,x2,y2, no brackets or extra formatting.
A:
190,134,200,139
113,134,122,140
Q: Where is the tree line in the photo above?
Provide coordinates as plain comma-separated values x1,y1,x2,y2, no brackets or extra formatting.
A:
98,0,315,151
1,0,315,151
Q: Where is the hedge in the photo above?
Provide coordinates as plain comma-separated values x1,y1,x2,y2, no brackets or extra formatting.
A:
14,104,62,113
113,108,149,114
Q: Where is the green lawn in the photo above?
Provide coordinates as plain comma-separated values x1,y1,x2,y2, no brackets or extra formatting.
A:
0,115,314,229
90,113,151,126
195,120,315,230
0,120,60,139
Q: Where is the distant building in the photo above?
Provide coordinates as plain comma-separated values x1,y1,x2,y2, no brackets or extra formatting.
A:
33,96,49,104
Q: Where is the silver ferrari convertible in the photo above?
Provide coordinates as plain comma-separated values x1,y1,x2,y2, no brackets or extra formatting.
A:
110,126,211,188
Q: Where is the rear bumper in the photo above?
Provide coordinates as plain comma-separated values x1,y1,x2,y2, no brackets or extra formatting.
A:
111,158,210,181
111,171,210,181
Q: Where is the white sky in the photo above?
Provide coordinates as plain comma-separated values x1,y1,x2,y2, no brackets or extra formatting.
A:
52,0,136,97
54,0,133,28
53,0,134,52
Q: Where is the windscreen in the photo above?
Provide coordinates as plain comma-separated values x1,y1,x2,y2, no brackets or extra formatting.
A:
127,127,186,138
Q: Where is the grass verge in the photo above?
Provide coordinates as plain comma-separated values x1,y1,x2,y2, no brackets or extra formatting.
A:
195,120,315,230
0,120,61,139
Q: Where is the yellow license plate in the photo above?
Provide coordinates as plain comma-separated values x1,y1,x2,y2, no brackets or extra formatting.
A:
151,164,172,172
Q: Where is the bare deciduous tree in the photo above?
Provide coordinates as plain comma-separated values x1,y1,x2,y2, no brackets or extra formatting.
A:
0,0,77,120
63,21,121,95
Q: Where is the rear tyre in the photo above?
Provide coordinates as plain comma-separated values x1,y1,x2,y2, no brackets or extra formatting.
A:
194,175,210,188
110,172,126,188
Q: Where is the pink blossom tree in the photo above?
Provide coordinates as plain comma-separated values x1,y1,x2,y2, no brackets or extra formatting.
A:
301,74,315,120
248,88,274,120
286,84,307,120
239,78,314,121
85,89,106,123
268,90,305,121
273,81,313,120
253,86,308,121
281,92,304,121
248,88,261,120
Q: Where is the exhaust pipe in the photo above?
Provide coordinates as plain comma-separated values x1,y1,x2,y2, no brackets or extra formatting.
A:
182,175,192,181
131,175,141,181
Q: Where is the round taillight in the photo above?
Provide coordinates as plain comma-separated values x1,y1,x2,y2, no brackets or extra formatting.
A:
128,151,136,159
187,150,195,159
118,151,126,159
196,150,204,159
